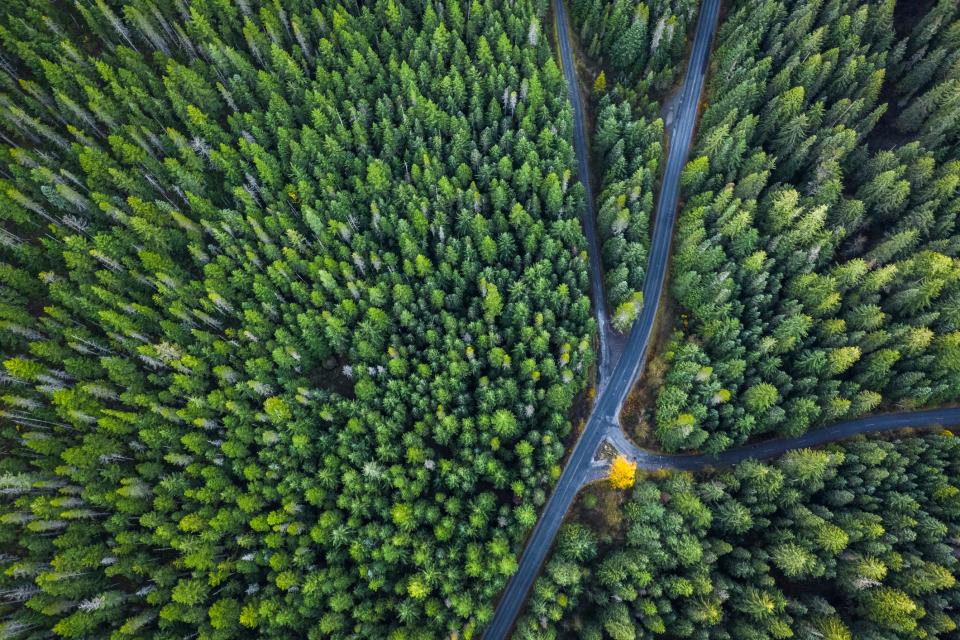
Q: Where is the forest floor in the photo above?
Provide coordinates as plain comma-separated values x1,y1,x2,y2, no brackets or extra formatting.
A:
621,288,679,448
570,479,626,541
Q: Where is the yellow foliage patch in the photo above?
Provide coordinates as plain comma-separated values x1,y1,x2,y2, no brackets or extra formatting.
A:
609,455,638,490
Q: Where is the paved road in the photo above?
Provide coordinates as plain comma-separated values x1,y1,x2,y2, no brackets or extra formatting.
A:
557,0,616,387
598,406,960,476
482,0,721,637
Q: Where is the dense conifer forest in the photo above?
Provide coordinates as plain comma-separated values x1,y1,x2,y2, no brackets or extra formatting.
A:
518,431,960,639
511,0,960,638
656,0,960,454
3,0,960,638
0,0,596,636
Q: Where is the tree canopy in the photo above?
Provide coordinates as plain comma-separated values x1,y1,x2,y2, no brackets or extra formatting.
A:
517,432,960,639
654,0,960,453
0,0,597,637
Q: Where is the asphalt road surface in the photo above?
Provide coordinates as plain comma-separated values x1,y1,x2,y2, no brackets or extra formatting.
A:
557,0,615,388
481,0,721,637
604,406,960,473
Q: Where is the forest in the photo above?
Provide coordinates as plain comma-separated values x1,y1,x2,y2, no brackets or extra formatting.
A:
3,0,960,638
0,0,596,637
654,0,960,453
516,431,960,639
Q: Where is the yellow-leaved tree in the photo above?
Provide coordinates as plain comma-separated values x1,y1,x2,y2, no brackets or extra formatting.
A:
609,455,637,490
593,70,606,94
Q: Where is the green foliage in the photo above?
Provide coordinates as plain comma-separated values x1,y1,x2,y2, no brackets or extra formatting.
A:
570,0,698,90
524,433,960,639
0,0,596,637
513,522,597,639
657,0,960,452
889,0,960,158
594,98,662,314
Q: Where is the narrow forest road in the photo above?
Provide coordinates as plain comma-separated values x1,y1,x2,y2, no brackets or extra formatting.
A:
482,0,721,637
483,0,960,637
587,406,960,482
556,0,617,389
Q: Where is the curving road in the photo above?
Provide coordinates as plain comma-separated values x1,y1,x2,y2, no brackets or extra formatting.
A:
586,406,960,482
482,0,721,637
483,0,960,637
557,0,616,388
